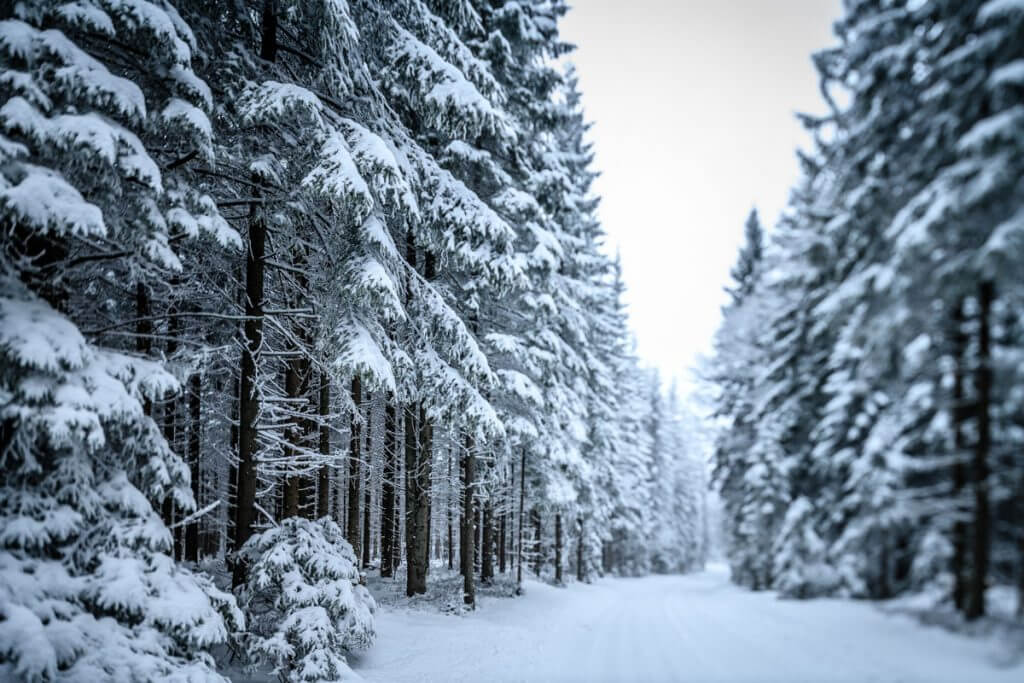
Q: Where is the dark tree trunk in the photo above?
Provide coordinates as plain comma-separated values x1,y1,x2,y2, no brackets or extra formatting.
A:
577,517,585,583
381,397,397,577
362,478,372,567
447,448,455,570
410,404,432,592
232,4,274,588
462,435,476,607
259,0,277,62
474,497,481,574
347,376,362,559
317,373,330,519
404,404,422,595
185,372,201,562
394,428,403,572
952,299,969,611
966,280,994,620
482,499,494,583
1018,526,1024,618
227,372,240,552
1018,470,1024,618
498,475,507,575
413,252,436,583
516,449,526,594
362,394,373,569
554,512,563,584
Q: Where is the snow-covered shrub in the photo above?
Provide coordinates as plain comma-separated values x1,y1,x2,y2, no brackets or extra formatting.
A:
772,498,840,599
237,517,376,682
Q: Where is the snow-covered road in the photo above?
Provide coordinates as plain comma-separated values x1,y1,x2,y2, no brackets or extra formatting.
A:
352,564,1022,683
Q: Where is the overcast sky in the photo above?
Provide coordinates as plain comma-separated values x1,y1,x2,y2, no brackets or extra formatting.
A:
560,0,841,388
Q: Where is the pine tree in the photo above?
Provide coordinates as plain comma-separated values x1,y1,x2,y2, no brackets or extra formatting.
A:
0,3,243,679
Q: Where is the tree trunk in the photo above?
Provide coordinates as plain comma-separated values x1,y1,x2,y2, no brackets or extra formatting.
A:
232,3,274,588
184,372,201,562
381,397,397,577
409,404,432,593
317,373,330,519
966,280,994,620
498,477,507,575
474,497,481,574
554,512,563,584
227,378,240,551
482,499,494,583
347,376,362,559
394,427,403,572
259,0,277,62
951,299,969,611
404,404,422,595
447,448,455,570
577,517,585,582
1017,524,1024,618
462,435,476,607
516,449,526,594
362,393,373,569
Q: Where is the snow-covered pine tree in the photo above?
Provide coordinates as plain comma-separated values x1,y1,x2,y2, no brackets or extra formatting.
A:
0,3,244,680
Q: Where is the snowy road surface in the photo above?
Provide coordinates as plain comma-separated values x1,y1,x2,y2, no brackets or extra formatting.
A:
352,564,1022,683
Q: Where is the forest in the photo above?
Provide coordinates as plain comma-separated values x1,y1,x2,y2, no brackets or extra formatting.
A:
3,0,1024,681
709,0,1024,619
0,1,706,681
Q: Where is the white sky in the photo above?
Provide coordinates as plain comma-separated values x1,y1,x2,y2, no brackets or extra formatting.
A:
560,0,841,387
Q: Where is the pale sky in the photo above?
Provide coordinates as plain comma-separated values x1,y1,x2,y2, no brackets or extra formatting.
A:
560,0,841,387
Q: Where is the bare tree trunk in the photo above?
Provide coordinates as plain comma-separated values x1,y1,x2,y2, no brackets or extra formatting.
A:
232,1,275,588
474,496,481,574
381,397,397,577
403,405,428,593
554,512,563,584
516,449,526,594
482,499,494,583
226,373,240,548
185,372,201,562
966,280,994,620
1017,521,1024,618
362,394,373,568
952,299,969,611
1017,470,1024,619
317,373,330,519
447,447,455,570
576,517,585,582
394,424,403,573
462,435,476,607
498,471,507,575
409,404,432,592
347,376,362,559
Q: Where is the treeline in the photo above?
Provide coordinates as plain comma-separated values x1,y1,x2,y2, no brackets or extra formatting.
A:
710,0,1024,619
0,0,704,680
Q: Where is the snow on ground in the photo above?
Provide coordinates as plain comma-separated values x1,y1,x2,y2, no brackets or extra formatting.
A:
352,564,1023,683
